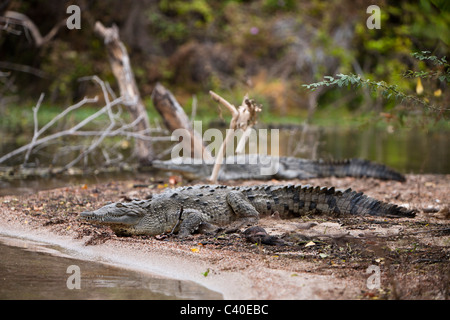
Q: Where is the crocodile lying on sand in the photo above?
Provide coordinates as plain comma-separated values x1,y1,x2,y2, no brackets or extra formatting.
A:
80,184,415,237
151,155,406,182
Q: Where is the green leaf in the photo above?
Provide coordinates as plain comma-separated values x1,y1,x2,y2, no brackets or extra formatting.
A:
202,268,210,277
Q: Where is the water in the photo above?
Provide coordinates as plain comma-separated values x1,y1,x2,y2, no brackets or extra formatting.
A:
0,235,222,300
226,125,449,174
0,170,145,196
280,126,449,174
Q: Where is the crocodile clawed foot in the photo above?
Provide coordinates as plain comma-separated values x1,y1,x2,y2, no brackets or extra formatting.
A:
197,222,219,235
243,226,287,246
176,232,195,240
215,221,254,236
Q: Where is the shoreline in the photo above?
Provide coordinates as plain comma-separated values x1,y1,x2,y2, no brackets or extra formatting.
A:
0,216,358,299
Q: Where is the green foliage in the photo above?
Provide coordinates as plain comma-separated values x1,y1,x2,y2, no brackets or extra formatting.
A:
412,51,448,66
263,0,297,12
350,0,449,113
303,51,449,115
304,74,439,111
1,0,449,121
405,51,450,83
159,0,213,23
147,12,188,41
150,0,214,41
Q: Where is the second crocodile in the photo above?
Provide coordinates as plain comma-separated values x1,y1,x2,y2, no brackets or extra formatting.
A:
151,155,406,182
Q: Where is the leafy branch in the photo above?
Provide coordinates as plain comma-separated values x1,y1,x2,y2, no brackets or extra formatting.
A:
404,51,450,83
411,51,448,67
302,51,449,112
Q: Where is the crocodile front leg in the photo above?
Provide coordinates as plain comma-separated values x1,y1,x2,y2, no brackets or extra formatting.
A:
178,208,206,237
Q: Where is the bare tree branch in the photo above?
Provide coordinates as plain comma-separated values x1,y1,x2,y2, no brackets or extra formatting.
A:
0,61,47,78
0,95,101,165
94,21,154,164
3,11,65,47
24,93,45,164
208,91,261,183
0,74,175,173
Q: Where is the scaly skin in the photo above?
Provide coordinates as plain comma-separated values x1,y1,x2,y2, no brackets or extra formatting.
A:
151,155,406,182
80,184,415,237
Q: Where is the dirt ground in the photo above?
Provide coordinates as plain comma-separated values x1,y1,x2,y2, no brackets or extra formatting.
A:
0,174,449,299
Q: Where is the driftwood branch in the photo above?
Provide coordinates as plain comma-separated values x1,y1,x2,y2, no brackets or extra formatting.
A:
94,21,154,164
2,11,64,47
0,76,173,171
0,61,47,79
152,83,212,161
208,91,261,183
0,76,117,166
24,93,45,164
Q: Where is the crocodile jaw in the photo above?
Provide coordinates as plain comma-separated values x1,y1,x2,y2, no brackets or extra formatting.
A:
80,202,146,235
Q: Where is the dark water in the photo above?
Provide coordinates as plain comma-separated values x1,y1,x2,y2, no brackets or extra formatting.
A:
221,125,449,174
279,126,449,174
0,236,222,300
0,170,143,196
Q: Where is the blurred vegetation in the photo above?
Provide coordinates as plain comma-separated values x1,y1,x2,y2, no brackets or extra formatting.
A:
0,0,448,130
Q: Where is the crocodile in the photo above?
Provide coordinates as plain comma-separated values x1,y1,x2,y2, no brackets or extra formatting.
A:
151,155,406,182
80,184,415,237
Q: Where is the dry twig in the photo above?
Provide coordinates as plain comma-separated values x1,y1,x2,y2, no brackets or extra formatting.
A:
208,91,261,183
94,21,154,164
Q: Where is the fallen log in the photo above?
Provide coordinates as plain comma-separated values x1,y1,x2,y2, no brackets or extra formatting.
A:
151,83,212,161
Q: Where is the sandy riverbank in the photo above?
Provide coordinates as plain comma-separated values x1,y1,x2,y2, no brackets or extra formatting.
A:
0,174,449,299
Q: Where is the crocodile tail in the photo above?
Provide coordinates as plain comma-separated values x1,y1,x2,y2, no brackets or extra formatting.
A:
269,185,415,218
334,187,415,218
320,159,406,182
